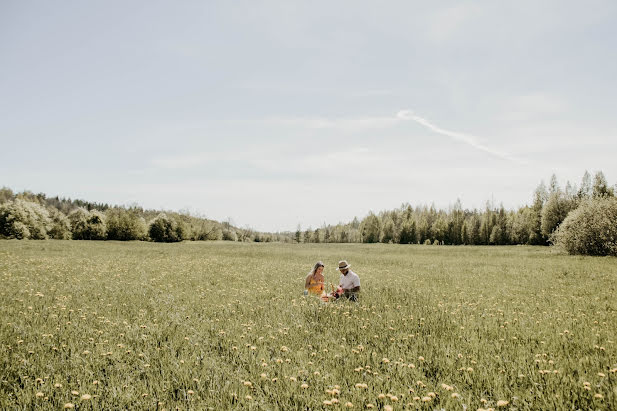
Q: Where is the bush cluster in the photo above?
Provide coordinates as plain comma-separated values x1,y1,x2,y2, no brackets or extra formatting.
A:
148,213,185,242
551,198,617,256
0,199,51,239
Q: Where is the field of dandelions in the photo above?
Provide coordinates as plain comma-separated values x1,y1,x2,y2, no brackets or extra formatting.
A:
1,241,616,410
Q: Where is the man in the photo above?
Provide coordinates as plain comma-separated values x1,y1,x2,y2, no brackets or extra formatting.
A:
337,260,360,301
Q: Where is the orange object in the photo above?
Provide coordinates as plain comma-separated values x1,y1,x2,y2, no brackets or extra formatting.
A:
306,276,324,295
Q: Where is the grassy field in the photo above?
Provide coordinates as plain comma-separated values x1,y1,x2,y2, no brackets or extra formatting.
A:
0,240,616,410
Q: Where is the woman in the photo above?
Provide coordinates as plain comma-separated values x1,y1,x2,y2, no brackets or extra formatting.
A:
305,261,325,295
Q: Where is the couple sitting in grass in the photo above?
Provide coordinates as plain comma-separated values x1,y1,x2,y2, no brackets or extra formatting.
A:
304,260,360,301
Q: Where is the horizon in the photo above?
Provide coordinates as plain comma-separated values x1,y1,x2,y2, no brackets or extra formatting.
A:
2,169,607,233
2,1,616,232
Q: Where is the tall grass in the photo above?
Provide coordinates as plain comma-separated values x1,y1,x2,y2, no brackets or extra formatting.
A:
0,241,615,409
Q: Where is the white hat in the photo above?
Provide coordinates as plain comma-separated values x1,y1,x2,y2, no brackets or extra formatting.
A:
338,260,351,270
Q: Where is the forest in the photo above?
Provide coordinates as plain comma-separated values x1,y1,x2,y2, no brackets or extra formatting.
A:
1,170,616,256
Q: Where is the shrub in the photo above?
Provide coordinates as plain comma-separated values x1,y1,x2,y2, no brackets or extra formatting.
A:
148,213,185,242
69,208,107,240
106,208,147,241
48,208,71,240
222,228,238,241
0,199,51,239
551,198,617,256
191,221,223,241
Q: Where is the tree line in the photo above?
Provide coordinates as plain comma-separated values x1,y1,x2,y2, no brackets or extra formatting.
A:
0,189,285,243
2,170,616,255
292,171,617,255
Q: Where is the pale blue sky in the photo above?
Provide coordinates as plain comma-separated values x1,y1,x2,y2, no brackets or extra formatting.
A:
2,1,616,231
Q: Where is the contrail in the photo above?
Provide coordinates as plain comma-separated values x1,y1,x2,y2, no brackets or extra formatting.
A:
397,110,519,162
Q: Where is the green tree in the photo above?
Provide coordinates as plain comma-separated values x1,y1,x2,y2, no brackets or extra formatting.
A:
592,171,614,198
106,208,147,241
381,217,396,243
47,208,71,239
304,229,312,244
361,213,381,243
430,216,448,244
295,225,302,243
540,191,574,238
0,187,14,204
529,181,548,245
313,228,321,243
399,218,416,244
69,208,107,240
148,213,184,242
578,170,592,199
0,199,52,239
489,225,503,245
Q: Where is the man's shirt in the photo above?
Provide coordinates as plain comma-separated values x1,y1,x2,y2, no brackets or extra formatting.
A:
339,270,360,290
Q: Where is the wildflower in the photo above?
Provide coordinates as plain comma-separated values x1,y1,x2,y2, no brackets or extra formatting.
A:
497,400,509,407
81,394,92,401
187,390,194,395
64,404,74,409
594,393,604,399
245,395,252,400
345,402,353,407
323,400,332,406
378,393,386,399
598,373,605,378
36,392,44,398
54,383,62,388
384,406,393,411
243,381,252,387
71,391,79,396
301,383,309,389
452,393,460,399
422,396,432,402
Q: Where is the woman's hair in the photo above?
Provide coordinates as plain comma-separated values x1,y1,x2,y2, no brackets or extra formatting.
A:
310,261,324,275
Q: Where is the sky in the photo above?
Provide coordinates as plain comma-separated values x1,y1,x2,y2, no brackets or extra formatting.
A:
2,1,616,232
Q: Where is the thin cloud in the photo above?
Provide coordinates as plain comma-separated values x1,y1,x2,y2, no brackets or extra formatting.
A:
397,110,521,163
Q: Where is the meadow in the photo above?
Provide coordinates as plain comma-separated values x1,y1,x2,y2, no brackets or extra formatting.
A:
0,241,616,410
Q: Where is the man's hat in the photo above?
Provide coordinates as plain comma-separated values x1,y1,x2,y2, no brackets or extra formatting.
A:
338,260,351,270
